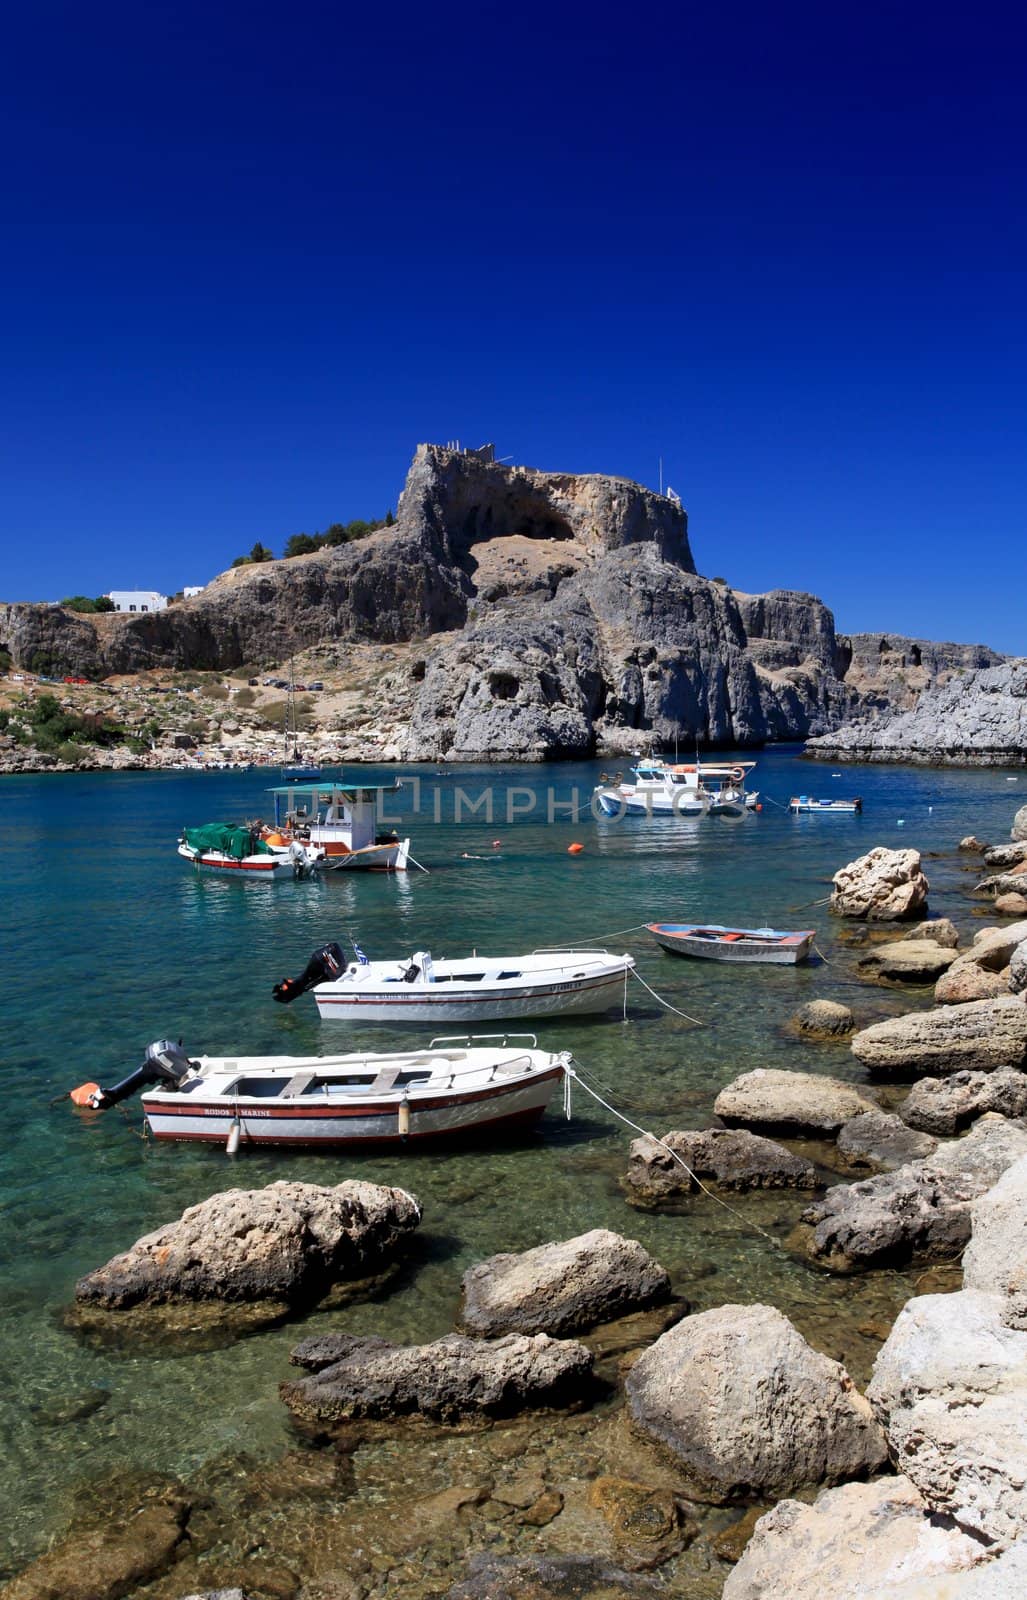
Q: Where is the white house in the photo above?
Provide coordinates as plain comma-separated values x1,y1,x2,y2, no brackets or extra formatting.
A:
106,590,168,614
182,585,205,598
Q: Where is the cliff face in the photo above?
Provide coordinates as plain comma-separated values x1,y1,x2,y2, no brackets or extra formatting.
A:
807,660,1027,767
0,443,1004,759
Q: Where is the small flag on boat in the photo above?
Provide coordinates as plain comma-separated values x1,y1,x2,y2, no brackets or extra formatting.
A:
351,939,369,965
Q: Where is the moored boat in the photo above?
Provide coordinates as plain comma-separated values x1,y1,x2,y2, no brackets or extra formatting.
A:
594,758,758,818
647,922,816,964
177,779,415,876
70,1036,569,1148
789,795,862,814
177,824,318,877
272,943,635,1022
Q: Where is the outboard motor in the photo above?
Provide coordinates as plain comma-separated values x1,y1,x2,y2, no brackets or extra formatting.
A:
70,1039,195,1111
272,942,347,1004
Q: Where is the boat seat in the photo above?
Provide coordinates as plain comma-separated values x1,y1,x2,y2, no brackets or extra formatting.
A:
367,1065,402,1093
281,1070,317,1098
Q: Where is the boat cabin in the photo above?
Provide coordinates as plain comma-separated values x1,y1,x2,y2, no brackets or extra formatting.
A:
268,782,403,856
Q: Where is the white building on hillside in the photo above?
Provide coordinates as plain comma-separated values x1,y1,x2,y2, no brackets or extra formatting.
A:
182,585,205,598
106,590,168,613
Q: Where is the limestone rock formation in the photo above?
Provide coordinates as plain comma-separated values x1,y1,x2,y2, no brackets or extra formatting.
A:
857,939,959,982
984,842,1027,869
714,1068,879,1134
721,1476,989,1600
808,659,1027,767
1010,943,1027,995
899,1068,1027,1136
963,1154,1027,1328
933,920,1027,1004
624,1303,886,1499
903,917,960,947
868,1289,1027,1549
74,1180,421,1309
457,1229,671,1338
835,1110,937,1171
801,1114,1027,1270
794,999,856,1038
281,1330,594,1425
0,443,1003,760
1013,804,1027,842
850,996,1027,1076
623,1129,817,1203
830,847,929,921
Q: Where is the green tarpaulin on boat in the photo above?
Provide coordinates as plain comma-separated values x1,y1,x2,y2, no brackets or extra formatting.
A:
181,823,270,859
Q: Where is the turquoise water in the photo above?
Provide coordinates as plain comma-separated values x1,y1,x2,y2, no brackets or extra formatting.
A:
0,750,1022,1578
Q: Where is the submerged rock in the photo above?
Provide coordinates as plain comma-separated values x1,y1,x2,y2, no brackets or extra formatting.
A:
868,1289,1027,1550
445,1553,662,1598
801,1113,1027,1270
458,1229,671,1338
624,1303,886,1500
835,1110,937,1171
623,1129,817,1204
857,939,959,983
899,1067,1027,1135
281,1331,594,1426
713,1068,879,1134
74,1180,421,1309
721,1475,989,1600
0,1476,190,1600
850,995,1027,1075
830,847,929,922
794,1000,855,1038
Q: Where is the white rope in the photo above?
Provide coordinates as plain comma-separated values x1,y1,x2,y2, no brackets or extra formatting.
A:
629,968,704,1026
404,851,431,874
813,943,832,965
565,1064,782,1248
545,922,649,947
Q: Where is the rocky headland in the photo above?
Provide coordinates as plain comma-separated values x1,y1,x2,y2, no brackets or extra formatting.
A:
0,443,1005,768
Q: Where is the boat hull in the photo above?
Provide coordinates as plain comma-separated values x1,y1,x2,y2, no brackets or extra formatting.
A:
313,968,628,1023
596,788,705,817
142,1068,563,1146
177,842,293,877
647,923,815,965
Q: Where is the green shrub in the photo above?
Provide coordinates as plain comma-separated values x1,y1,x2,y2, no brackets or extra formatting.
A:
234,687,256,707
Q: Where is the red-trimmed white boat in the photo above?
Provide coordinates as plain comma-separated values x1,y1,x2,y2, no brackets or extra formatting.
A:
70,1036,569,1150
272,943,635,1023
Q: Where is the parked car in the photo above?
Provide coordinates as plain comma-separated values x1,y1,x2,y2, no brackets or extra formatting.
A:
63,675,89,684
308,680,324,691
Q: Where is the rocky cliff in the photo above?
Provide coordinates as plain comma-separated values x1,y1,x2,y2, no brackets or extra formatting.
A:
0,444,1004,760
807,659,1027,767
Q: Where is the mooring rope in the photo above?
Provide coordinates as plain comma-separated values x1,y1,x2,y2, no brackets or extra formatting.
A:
544,922,649,947
629,968,704,1026
565,1063,783,1248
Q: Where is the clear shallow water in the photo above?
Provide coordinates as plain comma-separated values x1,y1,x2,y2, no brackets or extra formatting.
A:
0,750,1023,1576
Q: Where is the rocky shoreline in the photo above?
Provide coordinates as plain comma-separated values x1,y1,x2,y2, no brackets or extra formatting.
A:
4,808,1027,1599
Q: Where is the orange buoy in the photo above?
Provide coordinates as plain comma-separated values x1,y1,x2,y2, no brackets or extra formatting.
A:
70,1082,101,1107
266,832,286,846
568,842,584,855
756,803,763,812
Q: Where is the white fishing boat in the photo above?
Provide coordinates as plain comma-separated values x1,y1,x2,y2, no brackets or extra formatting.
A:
272,943,635,1022
594,758,758,818
647,922,816,965
789,795,863,815
177,780,414,876
70,1036,568,1149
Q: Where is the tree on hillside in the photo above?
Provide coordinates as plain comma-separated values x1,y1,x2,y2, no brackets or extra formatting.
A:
284,533,321,558
94,595,115,611
232,542,274,567
62,596,97,612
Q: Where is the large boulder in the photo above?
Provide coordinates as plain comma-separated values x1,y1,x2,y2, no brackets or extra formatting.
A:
721,1476,989,1600
830,847,929,922
963,1154,1027,1328
868,1289,1027,1550
903,917,960,948
1013,803,1027,842
281,1330,594,1425
857,940,960,983
1010,943,1027,995
801,1114,1027,1270
900,1068,1027,1135
74,1181,421,1309
623,1129,816,1205
933,920,1027,1003
794,999,855,1038
457,1229,671,1338
836,1110,937,1171
984,841,1027,868
624,1303,886,1500
714,1068,880,1134
850,996,1027,1076
995,892,1027,915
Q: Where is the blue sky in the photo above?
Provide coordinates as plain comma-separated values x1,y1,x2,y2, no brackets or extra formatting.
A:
1,1,1024,652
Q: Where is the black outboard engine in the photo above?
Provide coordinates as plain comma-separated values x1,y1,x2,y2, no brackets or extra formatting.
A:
272,942,347,1004
70,1039,195,1111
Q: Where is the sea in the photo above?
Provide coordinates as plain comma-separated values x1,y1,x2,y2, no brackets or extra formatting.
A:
0,748,1022,1582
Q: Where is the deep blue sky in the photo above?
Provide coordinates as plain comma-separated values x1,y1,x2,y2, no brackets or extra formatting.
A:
1,1,1024,651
